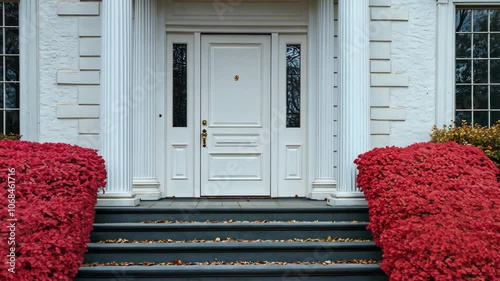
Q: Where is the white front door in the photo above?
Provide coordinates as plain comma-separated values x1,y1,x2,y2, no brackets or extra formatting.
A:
200,35,271,196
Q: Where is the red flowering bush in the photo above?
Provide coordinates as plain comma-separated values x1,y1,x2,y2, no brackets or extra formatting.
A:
355,142,499,280
0,140,106,281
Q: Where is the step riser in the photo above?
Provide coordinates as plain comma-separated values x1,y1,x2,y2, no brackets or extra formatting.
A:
76,275,388,281
91,229,372,242
94,210,369,223
76,266,387,281
84,249,381,263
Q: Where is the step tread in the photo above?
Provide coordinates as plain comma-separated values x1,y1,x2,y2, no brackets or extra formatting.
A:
78,263,383,275
87,241,378,250
93,222,369,228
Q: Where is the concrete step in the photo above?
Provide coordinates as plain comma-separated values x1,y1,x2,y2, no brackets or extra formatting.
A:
90,222,372,241
94,206,370,223
84,242,381,263
76,264,388,281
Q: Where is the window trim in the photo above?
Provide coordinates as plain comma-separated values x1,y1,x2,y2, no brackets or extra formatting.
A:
19,0,38,140
436,0,499,127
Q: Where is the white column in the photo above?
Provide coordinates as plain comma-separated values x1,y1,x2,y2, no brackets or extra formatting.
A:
132,0,161,200
328,0,370,206
98,0,139,206
309,0,337,200
436,0,454,127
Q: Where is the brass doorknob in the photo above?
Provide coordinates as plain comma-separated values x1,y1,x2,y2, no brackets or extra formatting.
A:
201,129,208,148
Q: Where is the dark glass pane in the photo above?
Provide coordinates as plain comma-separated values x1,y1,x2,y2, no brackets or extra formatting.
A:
455,111,471,126
5,28,18,54
491,86,500,109
0,4,3,26
473,60,488,83
5,83,18,108
0,110,3,134
491,59,500,83
473,10,488,32
5,56,18,81
455,60,471,83
473,34,488,58
0,56,3,79
491,10,500,31
4,3,18,26
0,29,3,55
456,34,471,58
473,85,488,109
491,34,500,58
0,83,3,109
473,111,488,127
172,44,187,128
456,10,471,32
286,44,301,128
456,85,471,109
5,110,18,134
491,111,500,126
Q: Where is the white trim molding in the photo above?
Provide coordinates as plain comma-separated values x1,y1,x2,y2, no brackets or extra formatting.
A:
328,0,370,207
98,0,139,207
20,0,39,141
309,0,337,200
435,0,455,127
132,0,161,200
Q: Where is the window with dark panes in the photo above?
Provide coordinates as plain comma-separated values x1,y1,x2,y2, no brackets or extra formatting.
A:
286,44,301,128
172,44,187,128
455,8,500,127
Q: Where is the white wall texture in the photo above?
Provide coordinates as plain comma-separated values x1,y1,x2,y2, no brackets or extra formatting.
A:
390,0,437,146
39,0,80,144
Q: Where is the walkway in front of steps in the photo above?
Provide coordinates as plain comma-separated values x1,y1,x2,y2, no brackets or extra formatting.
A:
134,198,331,209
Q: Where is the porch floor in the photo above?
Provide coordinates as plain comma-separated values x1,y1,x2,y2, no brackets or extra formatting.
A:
135,198,330,209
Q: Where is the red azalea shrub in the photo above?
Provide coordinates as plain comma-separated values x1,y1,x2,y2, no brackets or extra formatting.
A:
355,142,500,281
0,140,106,281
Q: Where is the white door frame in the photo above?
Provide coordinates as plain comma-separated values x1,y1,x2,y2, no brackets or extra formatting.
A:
158,0,314,198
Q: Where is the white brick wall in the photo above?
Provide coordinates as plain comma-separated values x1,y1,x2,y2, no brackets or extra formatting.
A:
41,0,103,149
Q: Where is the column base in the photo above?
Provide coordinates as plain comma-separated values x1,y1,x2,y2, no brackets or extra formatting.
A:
97,191,140,207
327,191,368,207
133,178,161,200
308,179,337,200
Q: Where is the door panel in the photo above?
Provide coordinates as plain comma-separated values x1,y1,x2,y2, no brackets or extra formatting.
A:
201,35,271,196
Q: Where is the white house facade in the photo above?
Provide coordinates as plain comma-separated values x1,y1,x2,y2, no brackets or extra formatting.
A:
5,0,500,206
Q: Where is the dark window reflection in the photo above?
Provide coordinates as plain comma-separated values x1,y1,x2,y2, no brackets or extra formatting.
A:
456,10,471,32
0,2,19,135
491,111,500,126
172,44,187,128
456,8,500,127
4,2,18,26
473,85,488,109
5,110,18,134
456,85,471,109
473,34,487,58
491,10,500,31
473,60,488,83
456,34,471,58
492,86,500,109
473,10,488,32
455,60,471,83
286,44,301,128
492,60,500,83
473,111,488,127
492,34,500,58
455,111,472,126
